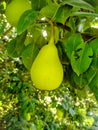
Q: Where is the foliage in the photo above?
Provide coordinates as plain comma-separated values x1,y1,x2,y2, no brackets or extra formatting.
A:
0,0,98,129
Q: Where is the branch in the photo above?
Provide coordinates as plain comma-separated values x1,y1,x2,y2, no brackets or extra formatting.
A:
57,23,71,32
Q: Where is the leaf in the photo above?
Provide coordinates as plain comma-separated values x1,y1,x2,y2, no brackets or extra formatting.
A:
86,38,98,100
85,65,98,100
22,43,39,70
69,108,75,116
62,0,94,12
46,0,53,4
89,38,98,67
17,10,38,35
72,72,88,88
89,73,98,100
31,0,47,10
55,5,72,24
29,25,47,48
71,12,98,18
77,18,91,33
86,66,98,86
7,38,18,57
65,33,83,60
7,31,27,57
40,3,59,20
0,3,4,10
83,0,97,7
71,43,93,76
66,17,75,32
73,38,98,100
62,102,69,110
54,26,59,43
76,87,88,99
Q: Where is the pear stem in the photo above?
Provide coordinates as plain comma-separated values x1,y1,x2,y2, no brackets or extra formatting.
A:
46,18,54,45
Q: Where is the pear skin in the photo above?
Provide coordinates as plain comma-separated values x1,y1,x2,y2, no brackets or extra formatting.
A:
5,0,31,26
30,38,63,90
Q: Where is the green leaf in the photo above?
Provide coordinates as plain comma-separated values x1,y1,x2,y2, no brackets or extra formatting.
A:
71,43,93,76
22,43,39,70
40,3,59,20
29,25,47,48
77,18,91,33
73,72,88,89
46,0,53,4
62,0,94,12
54,26,59,43
87,38,98,100
89,72,98,100
88,39,98,81
69,108,75,116
0,3,4,10
86,66,98,86
17,10,38,35
66,17,76,32
65,33,83,60
74,39,98,100
85,66,98,100
83,0,97,7
7,31,27,57
76,87,88,99
7,38,18,57
71,12,98,17
31,0,47,10
55,5,72,24
89,38,98,67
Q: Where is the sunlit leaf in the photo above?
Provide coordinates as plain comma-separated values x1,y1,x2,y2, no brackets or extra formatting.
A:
40,3,59,20
71,12,98,17
62,0,94,12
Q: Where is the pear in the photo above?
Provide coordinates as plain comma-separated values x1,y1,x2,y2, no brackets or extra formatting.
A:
5,0,31,26
30,37,63,90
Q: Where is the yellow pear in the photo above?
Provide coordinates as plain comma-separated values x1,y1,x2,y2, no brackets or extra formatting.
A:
30,37,63,90
5,0,31,26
